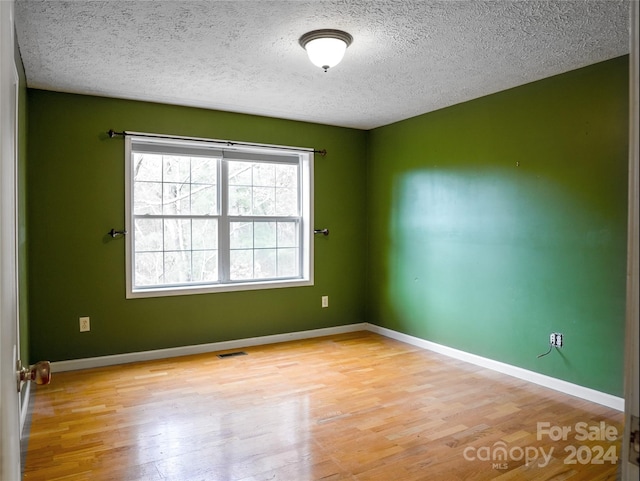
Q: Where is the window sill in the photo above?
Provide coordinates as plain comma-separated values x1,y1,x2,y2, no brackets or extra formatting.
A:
126,278,313,299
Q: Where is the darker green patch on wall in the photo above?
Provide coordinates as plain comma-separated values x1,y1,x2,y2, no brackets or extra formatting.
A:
366,56,629,396
27,91,367,362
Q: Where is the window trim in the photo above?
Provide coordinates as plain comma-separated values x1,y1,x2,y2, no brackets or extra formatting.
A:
124,136,314,299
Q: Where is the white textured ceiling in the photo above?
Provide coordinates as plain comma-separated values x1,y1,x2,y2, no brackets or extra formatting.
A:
14,0,630,130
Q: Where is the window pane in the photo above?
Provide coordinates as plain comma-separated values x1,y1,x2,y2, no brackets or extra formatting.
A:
135,252,163,286
191,157,217,184
164,219,192,251
276,164,297,188
134,153,162,182
164,251,191,284
277,248,299,277
228,186,251,215
252,187,275,215
230,222,253,249
230,249,253,280
275,187,298,216
253,163,275,186
255,249,276,279
192,219,218,250
277,222,298,248
163,183,190,215
228,161,252,185
134,182,162,215
191,184,217,215
254,222,276,248
192,250,218,282
135,219,163,252
163,155,191,183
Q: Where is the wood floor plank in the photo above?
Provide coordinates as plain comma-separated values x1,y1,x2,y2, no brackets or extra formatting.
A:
23,332,622,481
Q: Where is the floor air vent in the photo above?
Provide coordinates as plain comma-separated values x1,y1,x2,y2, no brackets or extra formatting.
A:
217,351,248,359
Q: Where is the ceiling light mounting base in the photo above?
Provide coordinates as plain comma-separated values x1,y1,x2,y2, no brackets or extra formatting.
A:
299,29,353,48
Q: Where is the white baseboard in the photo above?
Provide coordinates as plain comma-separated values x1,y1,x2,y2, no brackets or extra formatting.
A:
51,321,623,412
366,324,624,411
52,323,369,373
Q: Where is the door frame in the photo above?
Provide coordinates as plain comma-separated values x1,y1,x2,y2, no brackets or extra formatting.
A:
0,0,22,479
622,1,639,479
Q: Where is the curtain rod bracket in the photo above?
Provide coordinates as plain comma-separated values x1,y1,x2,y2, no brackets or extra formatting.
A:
108,228,127,238
108,129,122,138
314,228,329,236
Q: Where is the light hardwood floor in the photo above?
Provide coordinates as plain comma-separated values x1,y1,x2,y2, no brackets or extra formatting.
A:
23,332,623,481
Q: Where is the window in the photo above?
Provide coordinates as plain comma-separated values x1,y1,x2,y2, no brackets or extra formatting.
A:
125,136,313,298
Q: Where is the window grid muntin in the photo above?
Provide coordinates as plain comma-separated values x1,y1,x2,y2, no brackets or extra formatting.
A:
132,152,219,217
132,215,220,288
228,218,301,281
225,158,301,283
227,160,300,217
132,150,220,289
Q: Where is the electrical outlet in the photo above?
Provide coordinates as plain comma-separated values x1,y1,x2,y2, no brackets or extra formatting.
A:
321,296,329,308
550,332,563,347
80,317,90,332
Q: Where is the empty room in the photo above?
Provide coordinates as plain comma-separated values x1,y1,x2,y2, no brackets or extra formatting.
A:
1,1,638,480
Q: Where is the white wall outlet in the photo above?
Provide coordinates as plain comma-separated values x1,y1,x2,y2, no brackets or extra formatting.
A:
321,296,329,308
550,332,563,347
79,317,90,332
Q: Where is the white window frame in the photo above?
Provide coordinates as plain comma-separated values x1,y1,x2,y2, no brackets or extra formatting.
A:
124,135,314,299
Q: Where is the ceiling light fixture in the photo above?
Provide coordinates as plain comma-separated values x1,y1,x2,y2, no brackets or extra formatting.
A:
299,29,353,72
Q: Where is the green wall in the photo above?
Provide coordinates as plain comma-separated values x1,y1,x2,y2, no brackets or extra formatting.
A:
366,56,629,396
27,90,367,362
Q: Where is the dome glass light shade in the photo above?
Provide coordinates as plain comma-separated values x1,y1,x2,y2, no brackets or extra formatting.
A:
299,29,353,71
